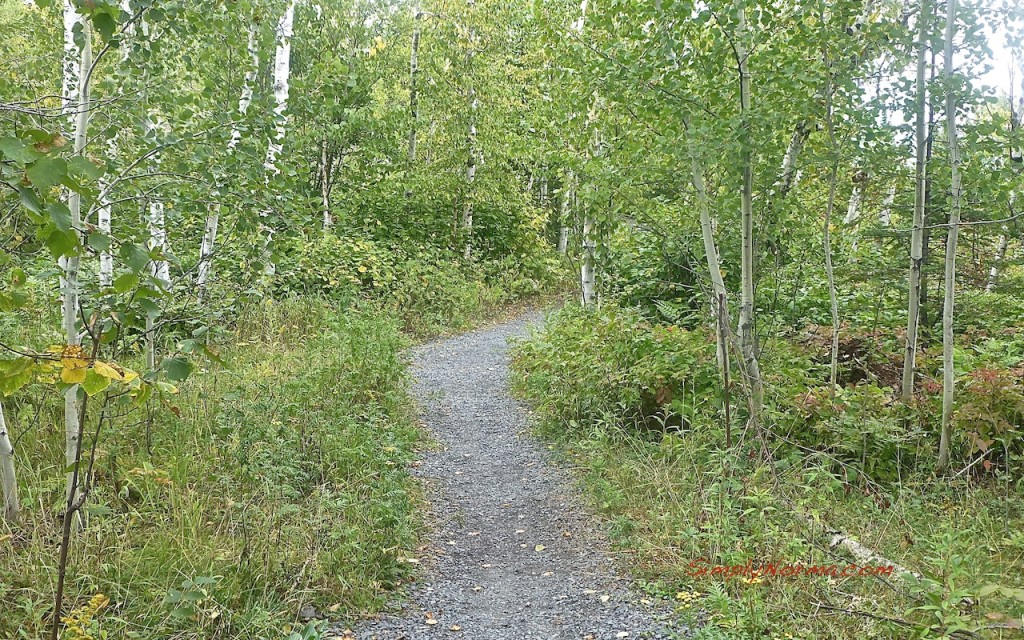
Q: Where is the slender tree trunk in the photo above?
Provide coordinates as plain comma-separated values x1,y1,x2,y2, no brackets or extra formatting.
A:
937,0,962,472
408,11,420,165
581,214,596,305
197,213,218,303
61,8,90,526
321,140,332,228
687,126,729,380
845,178,863,253
199,21,259,298
462,94,477,260
262,0,298,276
735,0,764,419
462,0,477,260
985,231,1008,291
902,0,931,402
0,400,19,524
824,77,841,390
558,172,573,254
97,197,113,288
879,183,896,228
779,120,811,197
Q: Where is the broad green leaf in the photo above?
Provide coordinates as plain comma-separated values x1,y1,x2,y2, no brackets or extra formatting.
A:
69,155,105,181
0,136,40,163
25,157,68,191
82,369,112,396
113,273,138,293
45,228,79,258
161,357,192,382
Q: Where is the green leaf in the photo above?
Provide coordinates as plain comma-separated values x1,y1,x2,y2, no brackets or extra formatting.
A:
87,231,111,252
45,228,79,258
25,157,68,191
48,203,72,231
0,136,40,164
0,358,36,395
91,12,118,43
69,155,105,181
18,187,43,215
162,357,193,382
113,273,138,293
120,243,150,272
82,368,112,396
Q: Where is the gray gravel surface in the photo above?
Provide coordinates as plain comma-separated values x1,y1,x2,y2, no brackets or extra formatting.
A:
347,312,682,640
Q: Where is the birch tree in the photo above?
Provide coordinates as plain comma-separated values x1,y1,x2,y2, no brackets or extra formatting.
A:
734,0,764,418
0,400,18,524
262,0,299,276
461,0,478,260
199,20,260,299
60,2,91,525
936,0,963,472
902,0,932,402
558,170,573,254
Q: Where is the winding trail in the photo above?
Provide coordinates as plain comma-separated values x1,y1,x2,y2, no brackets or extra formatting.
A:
353,313,679,640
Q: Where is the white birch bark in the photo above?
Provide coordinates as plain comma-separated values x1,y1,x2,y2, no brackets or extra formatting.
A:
879,183,896,227
845,178,863,253
558,172,573,254
61,11,91,520
581,215,596,305
262,1,298,276
687,127,729,380
95,0,132,289
824,79,841,390
462,0,478,260
61,0,81,127
844,182,863,225
985,231,1009,291
0,400,19,523
735,0,764,418
265,1,296,175
778,121,810,197
321,140,332,228
197,214,218,302
902,0,931,402
937,0,962,472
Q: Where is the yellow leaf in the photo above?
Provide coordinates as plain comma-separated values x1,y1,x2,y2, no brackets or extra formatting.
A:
61,357,88,370
93,361,123,380
121,369,139,384
61,365,87,384
534,544,545,552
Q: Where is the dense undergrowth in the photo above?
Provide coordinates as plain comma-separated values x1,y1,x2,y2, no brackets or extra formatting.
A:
0,248,567,639
1,300,419,639
511,300,1024,639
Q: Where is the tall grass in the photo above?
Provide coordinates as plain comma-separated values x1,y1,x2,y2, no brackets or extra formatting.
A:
1,299,422,639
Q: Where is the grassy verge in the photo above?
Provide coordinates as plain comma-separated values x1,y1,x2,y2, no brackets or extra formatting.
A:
510,304,1024,640
1,300,422,639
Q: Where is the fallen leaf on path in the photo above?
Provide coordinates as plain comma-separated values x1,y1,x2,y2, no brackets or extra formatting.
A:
600,595,610,603
425,612,438,625
449,625,462,631
534,544,545,552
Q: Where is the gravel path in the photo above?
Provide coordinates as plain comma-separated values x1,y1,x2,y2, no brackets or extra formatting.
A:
351,312,681,640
